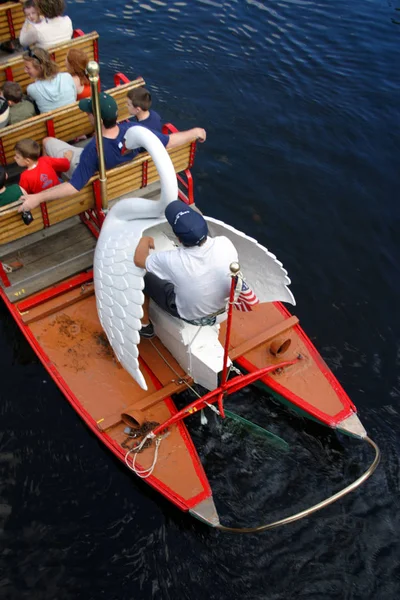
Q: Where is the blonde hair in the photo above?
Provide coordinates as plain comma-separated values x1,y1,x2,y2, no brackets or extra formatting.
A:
66,48,89,86
23,48,59,81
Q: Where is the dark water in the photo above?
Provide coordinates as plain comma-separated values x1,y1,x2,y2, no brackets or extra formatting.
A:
1,1,400,598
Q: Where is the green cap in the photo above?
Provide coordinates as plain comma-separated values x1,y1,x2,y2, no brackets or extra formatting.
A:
79,92,118,120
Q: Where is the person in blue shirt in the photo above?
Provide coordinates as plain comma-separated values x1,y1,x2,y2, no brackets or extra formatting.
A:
19,92,206,213
127,87,162,131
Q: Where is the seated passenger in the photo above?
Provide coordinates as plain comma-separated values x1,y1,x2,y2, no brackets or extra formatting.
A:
0,96,10,129
14,138,71,194
23,48,77,113
66,48,91,100
134,200,239,338
2,82,36,125
21,1,44,31
19,0,73,50
127,87,162,131
19,93,206,213
0,165,26,207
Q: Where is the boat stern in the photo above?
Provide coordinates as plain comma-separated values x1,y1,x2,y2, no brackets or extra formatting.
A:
189,497,220,527
336,412,367,439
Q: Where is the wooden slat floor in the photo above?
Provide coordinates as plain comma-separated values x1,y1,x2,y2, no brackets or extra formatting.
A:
1,221,96,303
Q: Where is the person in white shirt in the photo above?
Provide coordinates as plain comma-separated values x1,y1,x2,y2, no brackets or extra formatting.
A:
19,0,73,49
134,200,238,338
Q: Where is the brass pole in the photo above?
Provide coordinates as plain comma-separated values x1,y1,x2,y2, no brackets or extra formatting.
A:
86,60,107,210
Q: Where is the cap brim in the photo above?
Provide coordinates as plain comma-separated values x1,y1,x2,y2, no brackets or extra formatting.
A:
79,98,92,113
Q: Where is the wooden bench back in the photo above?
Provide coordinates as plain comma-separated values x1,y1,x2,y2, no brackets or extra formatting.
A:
0,31,99,93
0,136,196,246
0,2,24,43
0,76,145,166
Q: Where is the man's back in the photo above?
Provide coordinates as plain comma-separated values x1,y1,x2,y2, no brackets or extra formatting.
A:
146,236,238,321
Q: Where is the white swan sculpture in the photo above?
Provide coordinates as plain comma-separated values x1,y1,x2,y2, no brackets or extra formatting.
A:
94,126,295,392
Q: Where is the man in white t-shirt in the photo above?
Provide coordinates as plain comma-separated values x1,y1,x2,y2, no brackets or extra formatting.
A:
134,200,238,338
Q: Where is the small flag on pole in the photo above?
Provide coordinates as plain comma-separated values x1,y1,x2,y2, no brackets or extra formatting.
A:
234,278,260,312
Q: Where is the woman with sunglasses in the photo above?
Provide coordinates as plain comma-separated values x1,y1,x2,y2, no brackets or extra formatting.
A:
19,0,73,49
23,48,76,114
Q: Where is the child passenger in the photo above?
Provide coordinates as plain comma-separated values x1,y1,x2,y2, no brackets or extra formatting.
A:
0,165,26,207
14,139,72,194
22,0,43,26
2,82,36,125
127,88,162,131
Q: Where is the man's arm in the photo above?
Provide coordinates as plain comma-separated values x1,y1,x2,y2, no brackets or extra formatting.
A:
166,128,206,149
133,236,155,268
18,181,78,212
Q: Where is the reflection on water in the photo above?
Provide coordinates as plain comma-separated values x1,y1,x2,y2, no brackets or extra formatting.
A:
1,0,399,598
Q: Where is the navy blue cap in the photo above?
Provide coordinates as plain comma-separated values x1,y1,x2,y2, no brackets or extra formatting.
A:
165,200,208,246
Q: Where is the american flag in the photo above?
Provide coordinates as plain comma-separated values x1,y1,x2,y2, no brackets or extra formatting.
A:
234,278,260,312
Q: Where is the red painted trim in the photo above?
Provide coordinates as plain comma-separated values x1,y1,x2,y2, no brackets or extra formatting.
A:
40,202,49,227
45,119,55,138
0,138,6,166
94,38,99,62
93,180,103,214
0,262,11,287
141,160,148,188
189,141,196,168
5,66,13,82
114,72,130,86
16,271,93,312
6,8,15,39
73,29,84,38
80,210,100,238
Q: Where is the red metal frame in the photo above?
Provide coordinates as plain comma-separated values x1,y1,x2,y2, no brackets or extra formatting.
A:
151,358,300,438
5,66,13,82
6,8,15,39
46,119,55,138
114,72,130,86
73,29,85,38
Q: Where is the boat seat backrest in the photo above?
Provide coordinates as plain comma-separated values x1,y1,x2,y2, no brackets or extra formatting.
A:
0,31,99,93
0,76,146,167
0,2,24,43
0,133,196,246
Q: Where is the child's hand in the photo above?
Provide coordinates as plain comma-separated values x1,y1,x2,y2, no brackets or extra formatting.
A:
63,150,73,162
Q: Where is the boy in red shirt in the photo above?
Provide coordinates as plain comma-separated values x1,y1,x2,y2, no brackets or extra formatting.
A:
14,138,72,194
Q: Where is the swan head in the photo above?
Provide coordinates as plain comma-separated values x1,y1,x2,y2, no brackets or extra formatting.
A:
165,200,208,246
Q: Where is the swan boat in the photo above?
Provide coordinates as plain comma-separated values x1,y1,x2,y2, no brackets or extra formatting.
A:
0,64,380,532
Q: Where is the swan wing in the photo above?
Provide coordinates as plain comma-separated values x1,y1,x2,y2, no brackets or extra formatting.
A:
94,208,163,391
205,217,295,305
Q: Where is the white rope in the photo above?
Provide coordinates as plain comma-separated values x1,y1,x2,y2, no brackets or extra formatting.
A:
124,434,161,479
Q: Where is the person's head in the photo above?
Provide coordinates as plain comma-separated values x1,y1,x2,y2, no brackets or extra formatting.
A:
23,48,59,81
79,93,118,129
127,87,152,116
23,0,41,23
37,0,65,19
165,200,208,247
14,139,41,167
66,48,89,84
2,81,23,105
0,165,7,189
